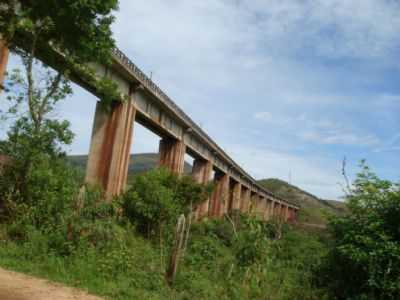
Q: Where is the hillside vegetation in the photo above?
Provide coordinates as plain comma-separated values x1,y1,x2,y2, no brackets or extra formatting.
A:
259,179,346,225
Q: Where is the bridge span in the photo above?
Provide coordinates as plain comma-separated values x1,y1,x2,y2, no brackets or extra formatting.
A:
0,42,299,222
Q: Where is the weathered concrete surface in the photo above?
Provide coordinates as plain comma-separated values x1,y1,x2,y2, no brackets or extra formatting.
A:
263,199,272,221
274,203,282,218
192,159,213,219
159,138,186,175
0,40,9,88
231,181,242,211
240,187,251,213
85,100,136,197
209,172,229,217
0,268,103,300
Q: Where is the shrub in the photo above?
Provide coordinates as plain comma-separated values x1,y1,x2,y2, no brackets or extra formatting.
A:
122,168,212,238
319,162,400,299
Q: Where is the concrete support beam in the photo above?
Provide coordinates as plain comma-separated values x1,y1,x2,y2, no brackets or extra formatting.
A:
0,40,9,90
284,205,290,221
281,204,287,220
230,181,242,212
274,202,281,218
270,201,276,219
240,188,251,213
264,199,273,221
263,199,271,221
249,193,258,216
86,100,136,198
209,172,229,217
159,138,186,175
192,159,213,219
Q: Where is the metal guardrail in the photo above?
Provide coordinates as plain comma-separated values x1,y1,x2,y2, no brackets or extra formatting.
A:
112,48,299,209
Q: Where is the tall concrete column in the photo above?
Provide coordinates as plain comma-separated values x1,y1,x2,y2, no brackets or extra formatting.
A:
263,199,271,221
231,181,242,212
240,187,251,213
264,199,272,221
270,201,276,219
0,40,9,91
274,202,281,218
249,192,258,216
209,172,229,218
192,159,213,219
281,204,287,220
284,205,290,221
159,137,186,175
259,197,268,221
86,100,136,198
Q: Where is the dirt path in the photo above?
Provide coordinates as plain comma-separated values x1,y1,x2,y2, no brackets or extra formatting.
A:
0,268,103,300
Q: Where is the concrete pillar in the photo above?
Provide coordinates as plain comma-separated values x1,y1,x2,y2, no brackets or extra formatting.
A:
287,208,295,223
281,204,287,220
249,192,258,216
159,138,186,175
192,159,213,219
209,172,229,218
270,201,276,219
86,100,136,198
0,40,9,91
259,197,268,221
284,205,290,222
263,199,271,221
230,181,242,212
274,202,281,218
264,199,272,221
240,187,251,213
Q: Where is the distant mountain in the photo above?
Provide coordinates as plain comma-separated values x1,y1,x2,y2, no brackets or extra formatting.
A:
258,178,346,225
68,153,192,176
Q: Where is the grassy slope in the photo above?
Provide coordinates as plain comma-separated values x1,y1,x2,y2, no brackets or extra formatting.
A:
258,178,346,225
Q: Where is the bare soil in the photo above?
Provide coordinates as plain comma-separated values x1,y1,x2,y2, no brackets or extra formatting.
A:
0,268,103,300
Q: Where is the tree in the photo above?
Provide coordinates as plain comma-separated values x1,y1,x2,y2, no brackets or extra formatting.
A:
0,63,74,210
0,0,121,107
0,0,118,64
320,162,400,299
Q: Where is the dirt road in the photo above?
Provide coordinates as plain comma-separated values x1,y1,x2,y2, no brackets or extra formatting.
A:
0,268,103,300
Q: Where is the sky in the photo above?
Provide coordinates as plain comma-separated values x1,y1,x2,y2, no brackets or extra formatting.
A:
1,0,400,200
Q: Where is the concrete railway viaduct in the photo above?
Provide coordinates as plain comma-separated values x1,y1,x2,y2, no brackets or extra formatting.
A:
0,41,299,222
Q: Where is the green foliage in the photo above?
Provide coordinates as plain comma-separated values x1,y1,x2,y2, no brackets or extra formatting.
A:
319,162,400,299
122,168,212,237
1,0,118,64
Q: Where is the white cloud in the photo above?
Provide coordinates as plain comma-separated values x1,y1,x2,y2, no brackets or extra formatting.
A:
254,112,380,147
254,111,273,122
224,142,343,199
300,131,380,146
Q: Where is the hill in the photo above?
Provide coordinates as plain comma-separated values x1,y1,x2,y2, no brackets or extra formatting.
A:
258,178,346,225
68,153,192,177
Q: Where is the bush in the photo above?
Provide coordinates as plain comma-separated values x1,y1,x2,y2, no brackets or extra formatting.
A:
122,168,212,238
319,162,400,299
